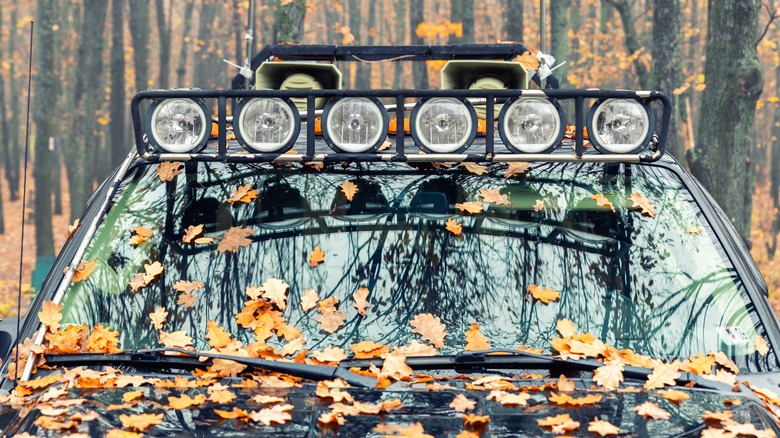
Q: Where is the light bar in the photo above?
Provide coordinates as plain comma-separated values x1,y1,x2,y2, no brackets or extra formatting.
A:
234,97,300,153
322,97,388,153
498,97,566,154
410,97,477,154
587,98,654,154
145,98,210,153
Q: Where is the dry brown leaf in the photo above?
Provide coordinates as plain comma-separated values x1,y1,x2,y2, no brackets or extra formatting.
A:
72,260,98,283
557,319,577,338
557,374,575,392
463,162,487,175
628,193,656,217
158,330,193,349
350,340,390,359
353,286,370,316
173,280,204,294
410,313,447,349
644,362,680,390
685,353,715,375
301,289,319,312
227,184,258,205
593,358,624,390
261,278,289,310
464,323,491,350
129,226,153,247
157,162,183,182
445,218,463,235
217,226,254,253
182,224,205,243
478,188,511,206
317,310,346,333
168,393,207,410
66,219,80,239
538,413,579,433
380,353,413,380
119,412,164,431
177,293,197,307
455,201,484,214
208,389,236,404
86,323,121,353
487,390,530,406
588,418,621,436
548,392,603,406
658,389,690,403
39,300,63,332
515,51,540,70
341,181,359,201
310,347,348,363
528,284,560,304
309,246,325,268
122,389,145,403
214,407,250,419
449,394,476,412
533,199,544,212
144,261,164,283
710,350,740,374
281,337,305,356
756,335,769,356
373,422,433,438
592,193,615,212
504,162,531,178
634,401,670,420
394,340,438,356
206,320,233,349
463,413,490,428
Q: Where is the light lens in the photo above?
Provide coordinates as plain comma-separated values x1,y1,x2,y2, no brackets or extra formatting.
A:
412,98,476,153
148,99,209,153
235,98,298,153
589,99,651,153
323,98,387,153
499,98,564,153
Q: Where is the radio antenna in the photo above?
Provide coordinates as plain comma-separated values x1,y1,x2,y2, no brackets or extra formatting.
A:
14,20,34,388
244,0,255,89
539,0,547,88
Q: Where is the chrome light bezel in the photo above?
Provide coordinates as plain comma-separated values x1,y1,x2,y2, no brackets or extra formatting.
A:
321,97,389,154
410,97,478,154
498,97,566,154
233,97,301,153
145,98,211,153
587,98,655,154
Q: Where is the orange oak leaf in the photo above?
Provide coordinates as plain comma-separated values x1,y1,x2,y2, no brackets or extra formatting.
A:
710,350,740,374
702,409,733,425
658,389,690,403
149,307,168,330
455,201,484,214
177,293,197,307
593,358,624,390
317,311,347,333
39,300,63,332
217,226,254,253
206,321,233,349
628,193,656,217
755,335,769,356
182,224,205,243
214,407,250,419
394,340,438,356
685,226,703,234
486,390,530,406
557,374,576,392
310,346,348,363
119,412,164,431
478,188,511,206
158,330,193,349
66,219,80,239
341,181,359,201
157,161,182,182
557,318,577,338
685,353,715,375
208,389,236,404
227,184,258,204
86,323,121,353
301,289,319,312
463,163,487,175
634,401,670,420
373,423,433,438
449,394,476,412
515,52,540,70
122,389,145,403
410,313,447,349
592,193,615,212
445,218,463,235
588,418,621,436
533,199,544,212
528,284,560,304
261,278,289,310
72,260,98,283
144,262,164,283
350,340,390,359
309,246,325,267
194,237,214,244
173,280,204,294
129,226,153,247
129,274,147,292
168,393,207,410
644,363,680,390
249,404,294,425
380,353,413,380
548,392,603,406
353,286,370,316
504,162,532,178
281,337,305,356
464,323,491,350
538,413,580,433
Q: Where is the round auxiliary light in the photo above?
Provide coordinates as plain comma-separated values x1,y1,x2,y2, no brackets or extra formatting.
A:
587,98,654,154
145,98,210,153
498,97,565,154
410,97,477,154
234,97,300,153
322,97,389,153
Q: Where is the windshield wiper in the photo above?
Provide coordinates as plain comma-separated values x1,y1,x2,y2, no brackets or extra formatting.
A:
44,347,377,388
339,348,732,391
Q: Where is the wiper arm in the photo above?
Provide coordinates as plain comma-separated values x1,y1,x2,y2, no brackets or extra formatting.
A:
339,348,732,391
44,347,377,388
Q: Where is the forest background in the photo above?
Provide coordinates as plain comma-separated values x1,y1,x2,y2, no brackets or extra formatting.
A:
0,0,778,318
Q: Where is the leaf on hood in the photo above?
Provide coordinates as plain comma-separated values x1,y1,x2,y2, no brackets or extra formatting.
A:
463,413,490,428
593,358,624,390
528,284,560,304
182,224,205,243
683,353,715,375
122,389,145,403
445,218,463,235
119,412,164,431
249,404,294,425
341,181,359,201
504,162,532,178
373,423,434,438
755,335,769,356
72,260,98,283
353,286,370,316
214,407,250,419
173,280,205,294
634,401,670,420
557,374,575,392
227,184,258,205
464,323,491,351
217,226,255,253
538,413,580,434
168,393,207,410
208,389,236,404
592,193,615,212
410,313,447,349
486,390,530,406
588,418,621,436
455,201,484,214
39,300,63,332
301,289,319,312
478,188,511,206
658,389,690,404
309,246,325,268
449,394,476,412
149,307,168,331
548,392,602,406
644,362,680,390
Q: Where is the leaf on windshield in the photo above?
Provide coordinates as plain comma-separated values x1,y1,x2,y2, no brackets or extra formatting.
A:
709,350,740,374
72,259,98,283
593,358,624,390
260,278,289,310
85,323,121,353
634,401,670,420
628,193,656,217
119,412,164,431
227,184,258,205
504,162,532,178
380,353,413,380
755,335,769,356
309,246,325,267
592,193,615,212
644,363,680,390
685,226,703,234
410,313,447,349
478,188,511,206
156,161,182,183
528,284,560,304
658,389,690,403
538,413,580,434
317,310,347,333
44,324,88,354
556,319,577,338
465,323,491,351
217,226,255,253
310,347,347,363
39,300,63,332
487,390,530,406
353,286,370,316
173,280,205,294
588,418,621,436
455,201,483,214
129,226,153,247
158,330,193,349
148,307,168,331
683,353,715,375
449,394,476,412
394,340,438,357
445,218,463,235
281,337,305,356
351,340,390,359
533,199,545,212
341,181,359,201
549,392,602,406
177,293,197,308
182,224,205,243
463,162,487,175
301,289,319,312
168,393,207,410
206,321,233,349
66,218,80,240
144,262,164,283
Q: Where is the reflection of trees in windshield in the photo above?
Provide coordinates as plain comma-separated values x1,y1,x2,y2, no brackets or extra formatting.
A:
59,161,770,371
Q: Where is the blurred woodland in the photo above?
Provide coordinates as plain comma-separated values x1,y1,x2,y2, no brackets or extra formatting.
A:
1,0,780,316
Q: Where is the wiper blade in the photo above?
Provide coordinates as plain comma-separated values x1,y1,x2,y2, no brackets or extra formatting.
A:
340,348,732,391
44,347,377,388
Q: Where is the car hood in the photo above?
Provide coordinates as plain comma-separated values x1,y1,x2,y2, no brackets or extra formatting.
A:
2,382,778,437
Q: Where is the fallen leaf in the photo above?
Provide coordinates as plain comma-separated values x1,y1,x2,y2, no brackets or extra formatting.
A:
129,274,147,292
593,358,624,390
214,407,250,419
538,413,580,433
634,401,670,420
310,347,348,363
119,413,164,431
182,224,205,243
644,363,680,390
39,300,63,332
341,181,359,201
227,184,258,204
557,374,575,392
86,323,121,353
373,422,433,438
710,350,740,374
445,218,463,235
173,280,204,294
177,293,197,307
317,310,346,333
515,51,540,70
548,392,603,406
168,393,207,410
157,162,183,182
463,162,487,175
588,418,621,436
685,353,715,375
66,219,80,239
755,335,769,356
658,389,690,403
464,323,491,350
455,201,484,214
528,284,560,304
158,330,193,349
504,162,531,178
209,389,236,404
309,246,325,268
410,313,447,349
463,414,489,428
72,260,98,283
557,319,577,338
380,353,413,380
685,226,702,234
449,394,476,412
353,286,370,316
206,320,233,349
143,262,164,283
217,226,254,253
350,340,390,359
301,289,319,312
122,389,145,403
533,199,544,212
129,226,153,246
479,188,511,206
281,337,305,356
107,430,143,438
261,278,289,310
487,390,530,406
592,193,615,212
628,193,656,217
249,404,294,425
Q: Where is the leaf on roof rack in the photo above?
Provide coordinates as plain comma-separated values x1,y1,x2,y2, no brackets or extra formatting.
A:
515,51,540,71
156,162,183,183
462,163,487,175
341,181,359,201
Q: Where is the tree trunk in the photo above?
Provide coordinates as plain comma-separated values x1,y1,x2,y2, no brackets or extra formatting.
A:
550,0,571,88
110,0,126,167
349,0,369,88
175,0,195,86
195,1,217,87
0,2,5,233
410,0,428,89
450,0,474,44
128,0,150,92
688,0,763,244
769,44,780,257
156,0,171,88
393,0,406,88
604,0,650,89
6,8,20,201
570,0,581,65
651,0,682,160
274,0,306,43
33,0,57,257
504,0,523,42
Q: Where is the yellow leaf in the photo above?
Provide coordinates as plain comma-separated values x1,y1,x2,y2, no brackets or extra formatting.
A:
309,246,325,268
528,284,560,304
455,201,484,214
755,335,769,356
464,322,491,351
445,218,462,235
97,116,110,125
341,181,359,201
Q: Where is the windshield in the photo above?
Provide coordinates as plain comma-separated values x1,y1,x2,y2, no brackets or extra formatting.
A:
58,160,773,371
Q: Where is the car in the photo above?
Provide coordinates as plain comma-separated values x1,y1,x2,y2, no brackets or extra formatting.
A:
1,43,779,437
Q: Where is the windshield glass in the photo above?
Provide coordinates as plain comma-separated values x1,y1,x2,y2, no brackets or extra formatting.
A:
58,160,773,371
